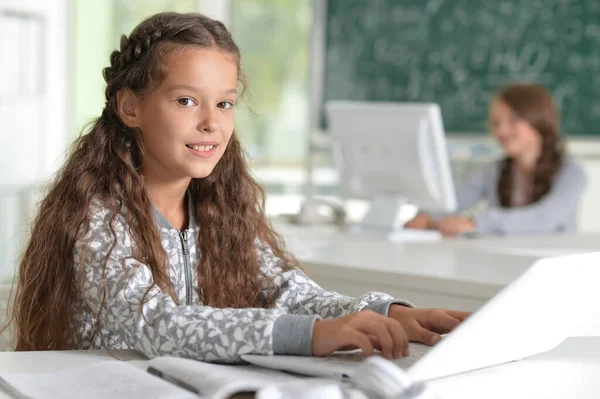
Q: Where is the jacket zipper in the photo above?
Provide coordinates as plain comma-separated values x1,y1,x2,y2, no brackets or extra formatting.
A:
178,230,193,305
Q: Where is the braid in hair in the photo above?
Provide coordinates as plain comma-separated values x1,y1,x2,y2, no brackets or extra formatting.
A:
497,157,514,208
530,132,564,204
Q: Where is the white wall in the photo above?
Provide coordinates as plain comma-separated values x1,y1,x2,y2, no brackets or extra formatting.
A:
0,0,70,182
0,0,69,281
573,157,600,233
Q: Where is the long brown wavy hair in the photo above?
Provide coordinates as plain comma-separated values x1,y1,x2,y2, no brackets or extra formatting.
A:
493,84,564,208
9,12,297,351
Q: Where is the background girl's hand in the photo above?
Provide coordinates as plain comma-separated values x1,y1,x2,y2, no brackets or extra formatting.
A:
437,216,475,236
388,306,470,346
312,310,409,359
404,213,436,230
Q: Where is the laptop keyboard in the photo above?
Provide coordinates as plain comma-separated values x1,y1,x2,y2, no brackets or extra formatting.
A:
312,342,431,369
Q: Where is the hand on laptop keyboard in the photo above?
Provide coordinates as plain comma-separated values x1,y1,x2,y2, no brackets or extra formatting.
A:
312,310,410,359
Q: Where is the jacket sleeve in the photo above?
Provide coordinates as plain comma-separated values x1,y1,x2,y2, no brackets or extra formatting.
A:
474,160,587,234
257,240,414,355
74,205,288,363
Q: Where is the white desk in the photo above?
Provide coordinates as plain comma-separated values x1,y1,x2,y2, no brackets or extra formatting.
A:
0,337,598,398
275,224,600,311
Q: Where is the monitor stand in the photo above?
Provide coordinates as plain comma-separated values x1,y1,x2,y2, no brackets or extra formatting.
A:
351,195,442,242
354,195,407,233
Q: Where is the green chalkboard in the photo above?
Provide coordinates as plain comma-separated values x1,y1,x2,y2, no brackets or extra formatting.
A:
323,0,600,135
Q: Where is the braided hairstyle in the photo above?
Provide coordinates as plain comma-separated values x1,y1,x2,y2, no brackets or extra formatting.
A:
494,84,564,208
10,12,296,351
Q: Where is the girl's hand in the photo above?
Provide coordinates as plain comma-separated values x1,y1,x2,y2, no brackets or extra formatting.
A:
404,213,436,230
437,216,475,236
388,306,470,346
312,310,409,359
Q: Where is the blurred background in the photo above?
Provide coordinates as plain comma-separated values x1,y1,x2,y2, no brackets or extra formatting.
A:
2,0,600,283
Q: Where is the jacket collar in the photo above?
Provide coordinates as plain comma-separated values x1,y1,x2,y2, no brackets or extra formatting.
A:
151,188,198,231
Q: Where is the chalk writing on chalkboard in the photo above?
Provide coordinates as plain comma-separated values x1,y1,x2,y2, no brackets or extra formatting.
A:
324,0,600,135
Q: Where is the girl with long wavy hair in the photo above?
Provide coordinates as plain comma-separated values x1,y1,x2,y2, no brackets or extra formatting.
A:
8,12,467,361
406,83,586,237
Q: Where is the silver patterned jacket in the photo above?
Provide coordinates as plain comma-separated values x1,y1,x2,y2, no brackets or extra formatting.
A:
70,198,412,362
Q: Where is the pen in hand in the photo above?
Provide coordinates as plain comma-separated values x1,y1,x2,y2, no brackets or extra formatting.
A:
147,366,201,395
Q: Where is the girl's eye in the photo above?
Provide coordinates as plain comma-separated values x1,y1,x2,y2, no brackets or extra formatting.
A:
177,98,196,107
217,101,234,110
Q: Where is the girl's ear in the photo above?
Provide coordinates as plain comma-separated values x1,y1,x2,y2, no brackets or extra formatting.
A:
117,89,142,128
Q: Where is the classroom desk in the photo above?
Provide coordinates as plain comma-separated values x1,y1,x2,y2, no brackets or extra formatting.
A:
0,337,598,398
274,224,600,311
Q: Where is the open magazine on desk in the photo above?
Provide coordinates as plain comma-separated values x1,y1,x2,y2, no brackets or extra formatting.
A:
0,356,303,399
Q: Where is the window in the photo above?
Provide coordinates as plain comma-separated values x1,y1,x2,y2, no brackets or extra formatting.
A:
112,0,198,44
229,0,311,196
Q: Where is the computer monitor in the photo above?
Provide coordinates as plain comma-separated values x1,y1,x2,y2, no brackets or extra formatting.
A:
326,101,457,234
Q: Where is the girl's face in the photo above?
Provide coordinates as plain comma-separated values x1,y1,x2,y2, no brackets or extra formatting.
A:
124,47,238,182
489,99,542,159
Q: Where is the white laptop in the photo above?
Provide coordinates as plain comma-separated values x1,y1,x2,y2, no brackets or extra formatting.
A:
243,252,600,382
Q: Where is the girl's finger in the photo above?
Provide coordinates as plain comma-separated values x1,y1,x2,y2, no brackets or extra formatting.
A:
358,320,394,359
382,317,409,358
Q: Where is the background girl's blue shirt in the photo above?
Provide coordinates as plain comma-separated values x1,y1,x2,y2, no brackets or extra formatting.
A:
434,156,587,234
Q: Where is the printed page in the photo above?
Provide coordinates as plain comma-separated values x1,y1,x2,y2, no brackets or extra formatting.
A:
146,356,301,399
0,361,195,399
